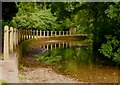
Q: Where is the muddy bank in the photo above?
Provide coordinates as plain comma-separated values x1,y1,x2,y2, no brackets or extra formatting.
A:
18,57,81,83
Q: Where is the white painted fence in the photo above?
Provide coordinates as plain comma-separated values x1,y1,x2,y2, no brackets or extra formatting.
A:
3,25,72,60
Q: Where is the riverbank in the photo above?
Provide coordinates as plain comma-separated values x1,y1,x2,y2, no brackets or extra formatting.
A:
18,57,80,83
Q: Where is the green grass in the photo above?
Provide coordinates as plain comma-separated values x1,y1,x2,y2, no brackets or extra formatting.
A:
0,80,8,85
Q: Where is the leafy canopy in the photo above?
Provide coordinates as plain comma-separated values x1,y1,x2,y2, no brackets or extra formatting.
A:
11,2,60,30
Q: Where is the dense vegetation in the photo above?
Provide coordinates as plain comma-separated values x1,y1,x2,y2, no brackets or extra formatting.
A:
2,2,120,65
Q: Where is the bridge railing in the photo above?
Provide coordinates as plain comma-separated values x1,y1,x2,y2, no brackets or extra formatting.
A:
3,25,72,60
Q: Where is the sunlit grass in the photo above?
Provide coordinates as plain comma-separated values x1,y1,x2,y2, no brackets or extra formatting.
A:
0,80,8,85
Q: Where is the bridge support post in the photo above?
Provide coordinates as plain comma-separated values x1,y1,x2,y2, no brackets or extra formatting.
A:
4,26,9,60
10,27,13,53
69,42,72,47
43,45,45,49
55,44,56,49
63,42,64,48
51,44,52,50
59,43,60,49
47,45,49,50
66,42,68,48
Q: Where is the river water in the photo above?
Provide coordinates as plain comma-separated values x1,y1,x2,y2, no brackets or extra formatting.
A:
23,37,119,83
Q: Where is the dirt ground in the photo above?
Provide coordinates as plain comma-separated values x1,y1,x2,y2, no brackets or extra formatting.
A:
19,57,81,83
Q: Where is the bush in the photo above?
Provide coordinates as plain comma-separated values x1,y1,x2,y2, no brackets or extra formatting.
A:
11,2,60,30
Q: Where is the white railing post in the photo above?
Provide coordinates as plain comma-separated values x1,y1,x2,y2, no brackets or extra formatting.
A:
31,30,33,39
28,30,30,39
16,29,18,45
66,31,68,35
10,27,13,53
59,31,61,36
4,26,9,60
40,30,42,37
47,31,49,37
30,30,32,39
36,30,38,39
44,30,45,36
26,30,28,40
63,31,64,36
51,31,53,36
18,29,20,43
33,30,35,39
20,29,22,41
55,31,57,36
25,30,27,40
21,29,24,41
13,28,16,50
20,29,22,42
69,31,71,35
23,30,25,41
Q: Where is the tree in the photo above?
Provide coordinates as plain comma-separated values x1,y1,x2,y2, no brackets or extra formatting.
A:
49,2,120,64
11,2,60,30
99,2,120,64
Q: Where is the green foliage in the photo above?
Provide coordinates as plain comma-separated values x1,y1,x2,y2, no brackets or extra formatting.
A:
0,80,8,85
3,2,120,64
37,47,93,65
37,49,62,64
98,2,120,64
99,35,120,64
11,2,60,30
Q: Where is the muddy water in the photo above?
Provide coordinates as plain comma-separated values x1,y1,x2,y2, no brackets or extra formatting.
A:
40,47,118,83
23,37,119,83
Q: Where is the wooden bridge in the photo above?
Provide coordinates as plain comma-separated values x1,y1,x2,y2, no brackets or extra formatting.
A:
3,25,88,60
0,25,88,83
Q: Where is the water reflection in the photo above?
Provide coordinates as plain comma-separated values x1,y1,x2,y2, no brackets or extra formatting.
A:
35,41,118,83
24,39,118,83
38,40,86,51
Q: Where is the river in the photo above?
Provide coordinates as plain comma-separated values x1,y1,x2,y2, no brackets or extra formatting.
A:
21,37,119,83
